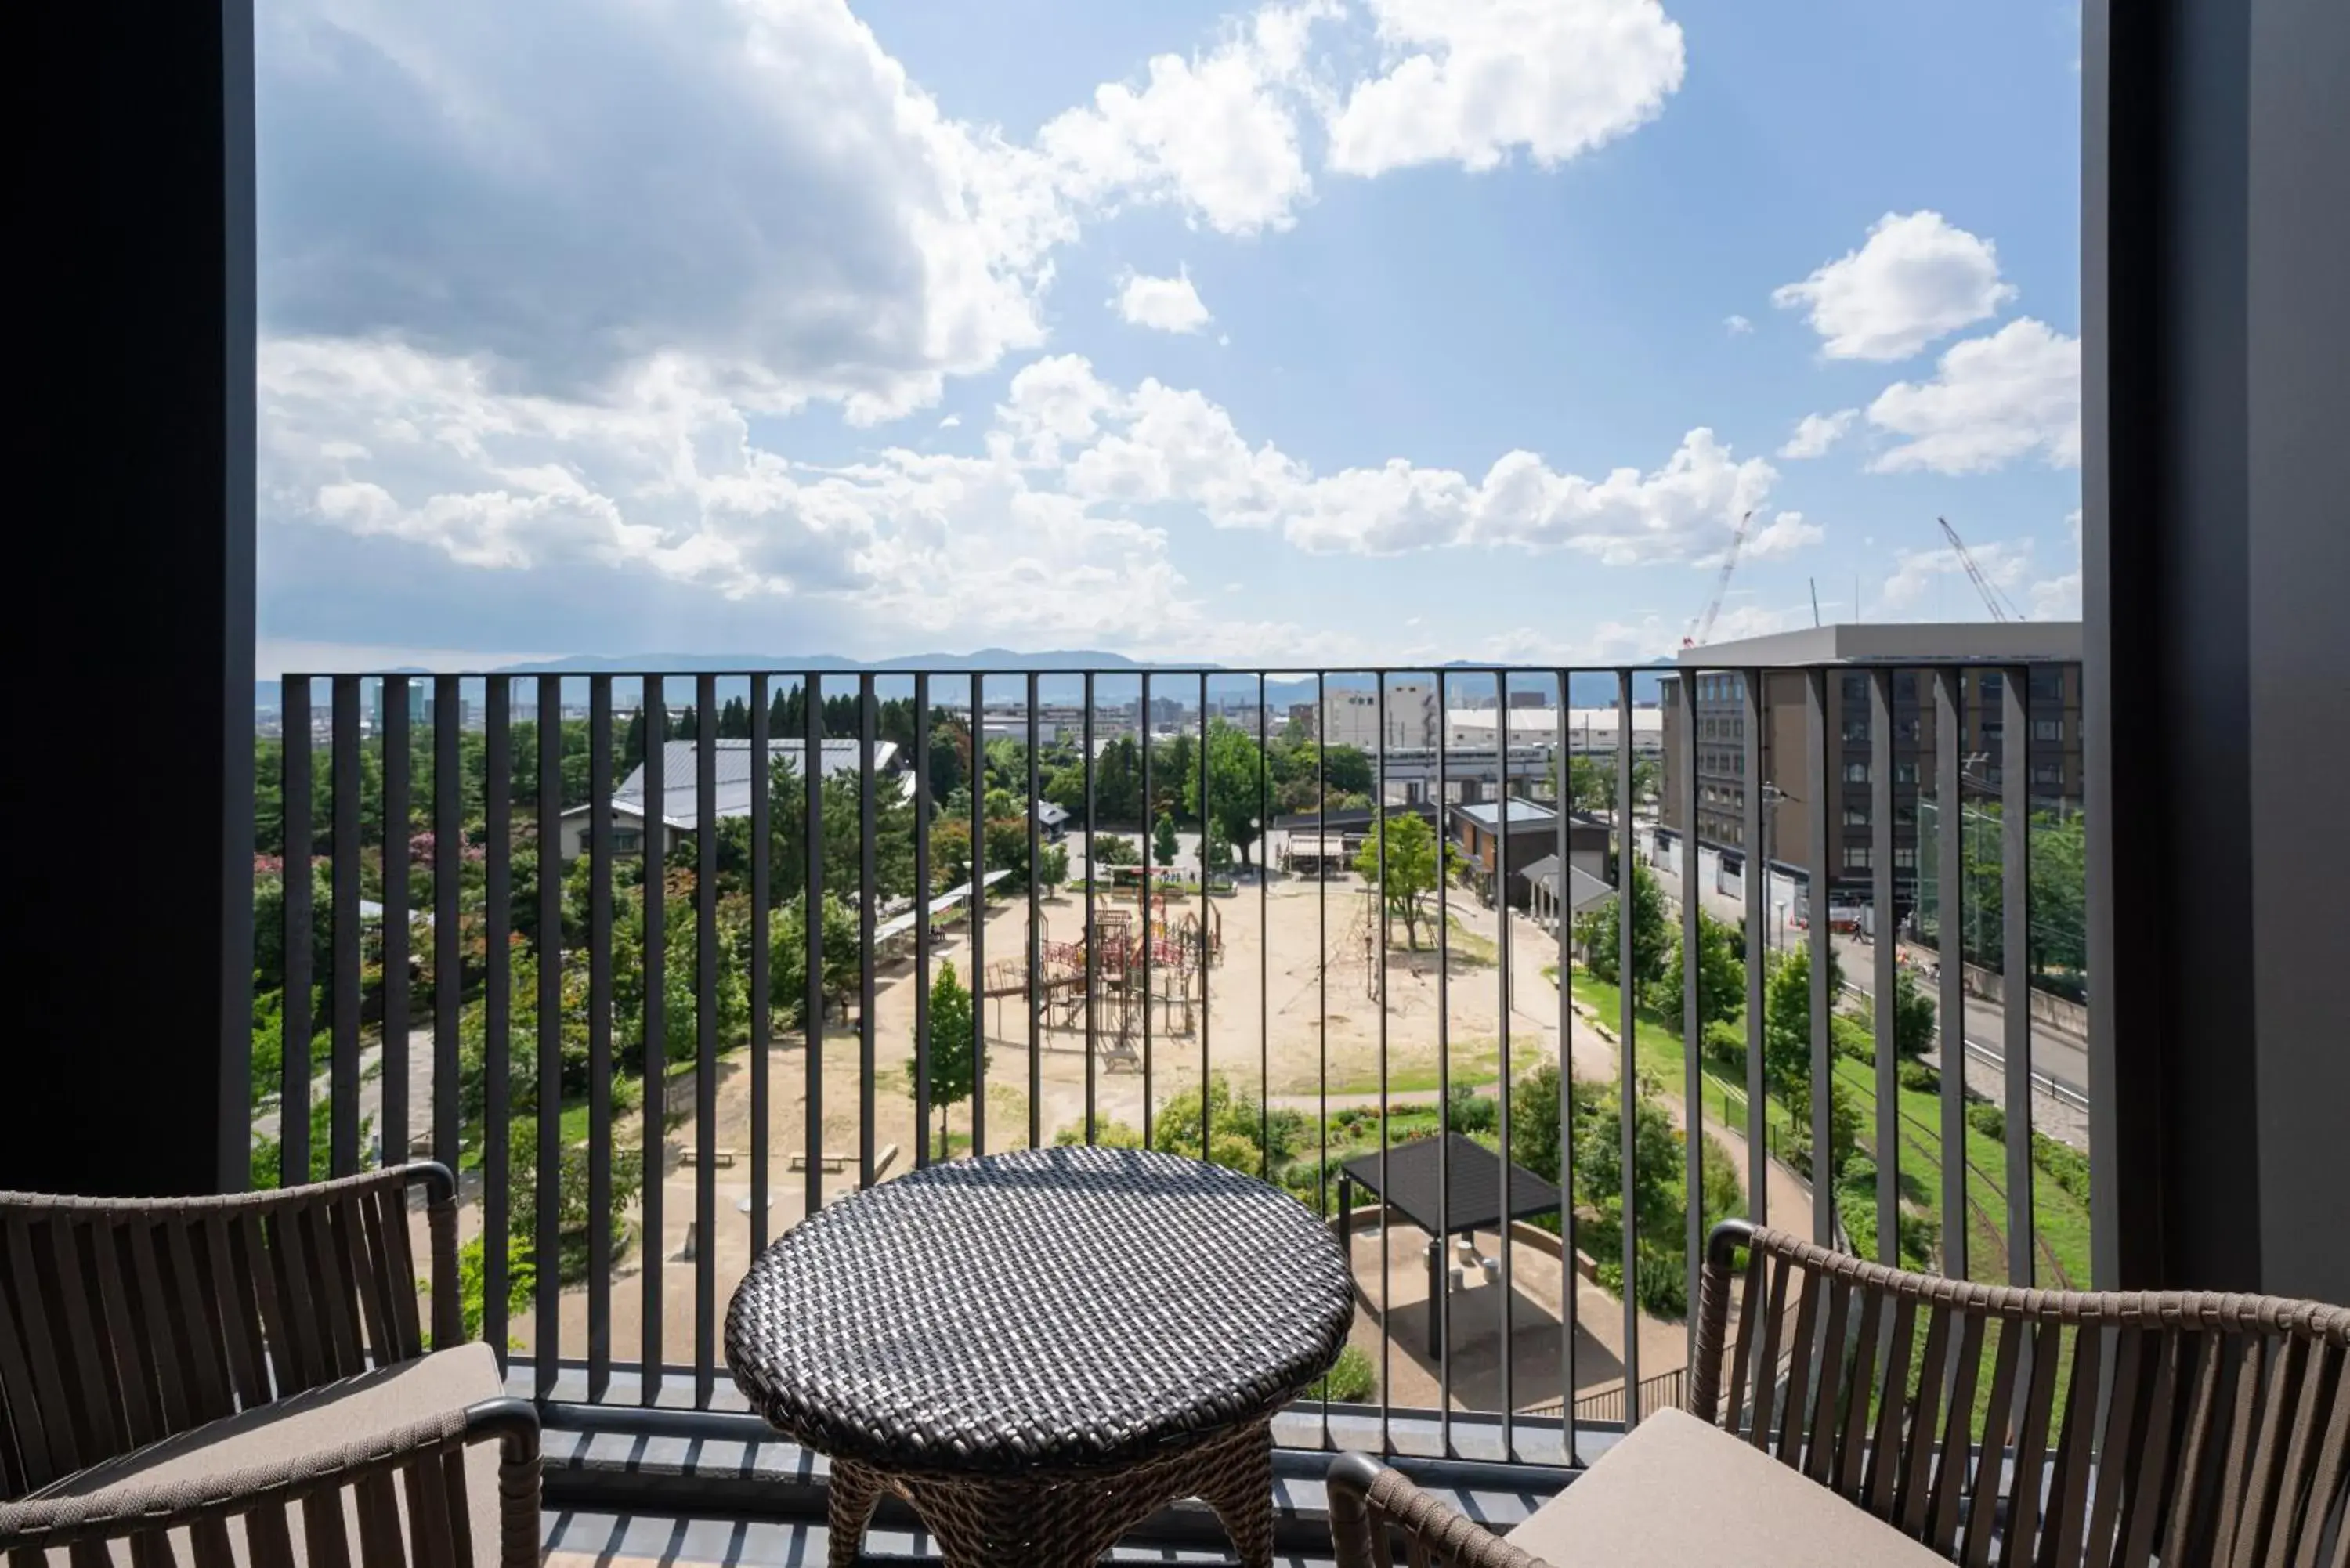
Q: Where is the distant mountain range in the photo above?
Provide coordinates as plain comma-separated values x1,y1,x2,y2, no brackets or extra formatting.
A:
257,650,1674,714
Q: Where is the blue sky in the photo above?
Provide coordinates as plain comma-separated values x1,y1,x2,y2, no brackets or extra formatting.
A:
254,0,2084,674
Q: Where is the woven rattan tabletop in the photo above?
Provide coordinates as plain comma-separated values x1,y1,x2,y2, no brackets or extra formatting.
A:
724,1144,1354,1476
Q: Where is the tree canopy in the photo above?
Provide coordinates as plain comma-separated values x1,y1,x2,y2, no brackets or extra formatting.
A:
1353,811,1450,948
1184,721,1269,869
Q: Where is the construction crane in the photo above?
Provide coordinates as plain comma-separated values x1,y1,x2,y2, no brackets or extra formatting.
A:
1936,515,2026,622
1683,509,1755,647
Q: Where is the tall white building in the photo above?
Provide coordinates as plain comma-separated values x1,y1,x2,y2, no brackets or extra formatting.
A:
1321,681,1437,750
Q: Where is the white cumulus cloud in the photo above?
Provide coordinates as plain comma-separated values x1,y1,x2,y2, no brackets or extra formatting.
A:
1778,410,1858,460
1772,211,2017,362
1324,0,1686,177
1724,314,1754,336
2030,511,2084,619
1038,2,1336,235
1745,509,1824,557
1114,268,1213,333
1878,535,2033,617
1865,319,2081,474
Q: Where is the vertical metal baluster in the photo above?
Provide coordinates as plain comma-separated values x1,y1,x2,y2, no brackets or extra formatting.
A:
639,676,665,1403
1554,669,1577,1468
331,675,360,1175
1806,669,1835,1247
1934,670,1967,1278
280,677,313,1189
1437,669,1453,1451
862,674,879,1183
805,677,826,1203
1141,674,1154,1148
2001,668,2033,1285
1029,672,1043,1152
534,674,562,1401
1257,677,1268,1176
695,677,718,1404
968,675,985,1158
1199,672,1212,1163
1499,676,1516,1453
1083,674,1096,1146
381,676,410,1169
1316,679,1329,1219
751,675,772,1242
483,680,513,1371
432,677,461,1177
588,677,613,1400
913,674,931,1167
1375,675,1392,1458
1872,668,1899,1270
1743,671,1766,1228
1614,669,1640,1425
1677,666,1701,1360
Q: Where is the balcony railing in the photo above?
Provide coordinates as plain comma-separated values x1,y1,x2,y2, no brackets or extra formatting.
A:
247,660,2087,1476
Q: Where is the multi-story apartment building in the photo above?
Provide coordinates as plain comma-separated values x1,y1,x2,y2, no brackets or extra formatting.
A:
1658,623,2084,912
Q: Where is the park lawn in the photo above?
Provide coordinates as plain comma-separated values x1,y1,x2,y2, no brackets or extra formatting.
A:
1319,1036,1502,1097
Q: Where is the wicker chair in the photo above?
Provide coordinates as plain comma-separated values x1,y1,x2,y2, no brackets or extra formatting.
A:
1330,1219,2350,1567
0,1163,540,1568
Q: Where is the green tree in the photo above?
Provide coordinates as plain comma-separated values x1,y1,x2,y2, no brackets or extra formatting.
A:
1091,833,1139,867
1761,944,1842,1093
1354,811,1448,948
1653,909,1744,1028
1152,811,1180,868
1092,735,1142,824
1551,753,1615,816
1578,862,1671,992
1149,1075,1301,1176
1185,721,1269,869
918,963,978,1155
769,896,861,1029
1319,745,1373,797
1889,966,1936,1058
1039,843,1069,894
1573,1080,1683,1240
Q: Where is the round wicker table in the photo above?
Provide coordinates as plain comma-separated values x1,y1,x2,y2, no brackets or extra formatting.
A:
725,1144,1354,1567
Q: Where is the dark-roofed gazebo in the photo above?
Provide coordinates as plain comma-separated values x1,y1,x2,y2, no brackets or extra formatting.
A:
1337,1133,1563,1357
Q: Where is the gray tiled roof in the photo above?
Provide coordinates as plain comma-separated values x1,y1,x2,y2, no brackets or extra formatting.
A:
608,738,899,824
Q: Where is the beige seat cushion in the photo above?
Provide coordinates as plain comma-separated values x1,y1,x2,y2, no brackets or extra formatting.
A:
29,1342,511,1568
1506,1408,1945,1566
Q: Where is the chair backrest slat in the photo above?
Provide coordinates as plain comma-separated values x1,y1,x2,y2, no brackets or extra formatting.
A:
209,1212,273,1408
1748,1250,1791,1451
1806,1274,1853,1486
2039,1315,2104,1568
1776,1261,1822,1468
1863,1291,1918,1515
2000,1316,2066,1566
2294,1344,2350,1568
1688,1224,2350,1568
51,1220,121,1462
1964,1317,2026,1566
163,1218,233,1425
1895,1295,1954,1534
2163,1323,2235,1566
1929,1309,1988,1553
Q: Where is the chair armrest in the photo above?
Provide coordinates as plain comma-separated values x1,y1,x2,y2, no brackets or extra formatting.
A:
0,1398,538,1553
1327,1453,1556,1568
